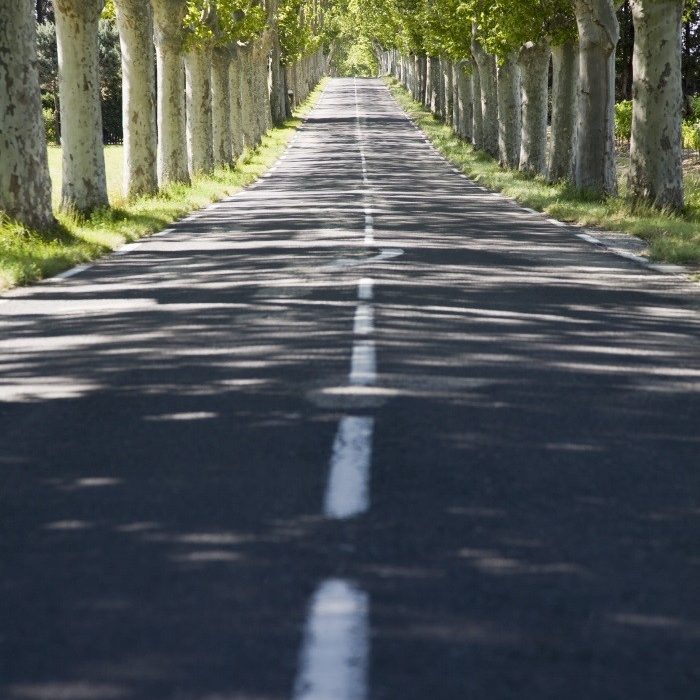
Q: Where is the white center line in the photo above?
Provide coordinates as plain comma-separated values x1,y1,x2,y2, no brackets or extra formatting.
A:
353,304,374,336
323,417,374,519
358,278,374,301
349,340,377,386
292,579,370,700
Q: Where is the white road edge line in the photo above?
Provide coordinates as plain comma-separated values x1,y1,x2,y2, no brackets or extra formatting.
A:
54,264,92,280
292,579,370,700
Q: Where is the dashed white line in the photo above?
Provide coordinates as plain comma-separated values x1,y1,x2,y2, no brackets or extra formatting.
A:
353,304,374,336
323,417,374,520
350,340,377,386
358,278,374,301
292,579,370,700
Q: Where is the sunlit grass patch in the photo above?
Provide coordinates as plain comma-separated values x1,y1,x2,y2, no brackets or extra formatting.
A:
386,78,700,267
0,79,327,292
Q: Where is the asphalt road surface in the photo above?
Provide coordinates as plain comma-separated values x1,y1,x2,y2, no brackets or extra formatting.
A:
1,78,699,700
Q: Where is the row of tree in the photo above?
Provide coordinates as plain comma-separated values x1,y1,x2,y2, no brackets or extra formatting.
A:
0,0,329,231
346,0,694,211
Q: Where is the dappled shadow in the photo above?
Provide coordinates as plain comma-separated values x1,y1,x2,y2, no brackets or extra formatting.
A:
1,78,699,700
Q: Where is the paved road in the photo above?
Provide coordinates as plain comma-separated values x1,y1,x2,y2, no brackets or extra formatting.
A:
1,78,699,699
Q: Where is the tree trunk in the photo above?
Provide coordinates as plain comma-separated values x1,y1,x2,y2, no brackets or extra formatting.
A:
471,59,483,150
443,59,454,125
518,39,551,175
114,0,158,198
254,36,272,138
628,0,684,209
240,47,256,148
456,61,473,142
228,50,244,159
428,56,441,114
212,46,233,168
54,0,108,212
185,45,213,176
472,32,498,157
497,52,521,168
152,0,189,186
0,0,54,229
268,0,286,125
548,41,579,182
574,0,620,195
451,62,460,130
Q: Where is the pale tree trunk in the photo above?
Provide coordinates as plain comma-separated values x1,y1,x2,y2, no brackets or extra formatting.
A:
497,52,521,168
451,63,460,129
114,0,158,198
54,0,108,212
628,0,683,209
456,61,473,142
413,55,421,101
419,55,427,105
518,40,551,175
255,36,273,137
152,0,189,186
424,56,433,108
268,1,286,125
472,60,483,150
429,56,441,114
472,32,498,157
212,46,233,168
443,59,454,125
0,0,54,229
548,41,579,182
229,50,244,159
574,0,619,195
240,47,256,149
185,45,213,176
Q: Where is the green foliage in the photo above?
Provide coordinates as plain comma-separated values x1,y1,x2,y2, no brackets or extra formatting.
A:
183,0,266,48
682,120,700,151
332,36,378,76
278,0,323,65
615,100,633,141
43,108,59,145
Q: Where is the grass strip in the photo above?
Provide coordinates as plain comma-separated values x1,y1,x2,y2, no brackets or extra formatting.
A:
0,79,327,292
386,78,700,267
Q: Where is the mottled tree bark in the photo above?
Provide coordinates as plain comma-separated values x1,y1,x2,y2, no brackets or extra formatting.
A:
443,59,454,125
212,46,233,168
54,0,108,212
456,61,473,142
471,59,483,150
152,0,189,186
185,45,213,176
451,62,460,129
114,0,158,198
574,0,620,195
472,30,498,157
497,52,521,168
228,50,244,159
428,56,442,114
548,41,579,182
0,0,54,229
628,0,684,209
518,40,551,175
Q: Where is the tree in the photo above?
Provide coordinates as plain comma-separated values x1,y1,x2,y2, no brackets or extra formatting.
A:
573,0,621,196
54,0,109,212
628,0,684,209
114,0,158,197
152,0,190,186
0,0,54,229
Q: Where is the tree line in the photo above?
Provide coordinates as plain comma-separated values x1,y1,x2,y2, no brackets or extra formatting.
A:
339,0,696,211
0,0,329,231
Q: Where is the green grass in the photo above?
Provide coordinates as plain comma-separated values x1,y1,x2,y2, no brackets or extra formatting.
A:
386,78,700,267
0,80,327,291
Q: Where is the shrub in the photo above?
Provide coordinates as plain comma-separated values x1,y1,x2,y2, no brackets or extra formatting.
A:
43,107,59,145
615,100,633,141
682,120,700,151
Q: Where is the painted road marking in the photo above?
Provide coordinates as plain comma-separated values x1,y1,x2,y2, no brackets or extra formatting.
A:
323,417,374,519
350,340,377,386
54,264,92,280
292,579,370,700
358,278,373,301
115,242,142,256
353,304,374,336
